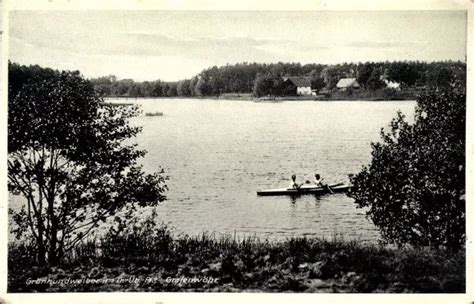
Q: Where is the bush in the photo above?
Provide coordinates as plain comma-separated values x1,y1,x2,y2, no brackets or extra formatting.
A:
101,210,174,263
348,85,465,250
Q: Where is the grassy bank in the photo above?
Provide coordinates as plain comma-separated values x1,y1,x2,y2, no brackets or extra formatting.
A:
8,225,464,293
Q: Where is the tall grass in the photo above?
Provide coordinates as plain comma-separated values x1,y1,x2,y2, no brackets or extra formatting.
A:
8,223,465,292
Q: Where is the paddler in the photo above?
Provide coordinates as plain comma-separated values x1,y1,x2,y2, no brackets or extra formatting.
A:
290,174,301,189
314,173,333,193
314,174,324,187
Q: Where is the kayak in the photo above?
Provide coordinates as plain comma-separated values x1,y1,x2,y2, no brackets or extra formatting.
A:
257,182,352,196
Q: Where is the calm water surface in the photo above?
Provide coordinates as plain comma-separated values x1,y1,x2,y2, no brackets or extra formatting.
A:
114,98,416,242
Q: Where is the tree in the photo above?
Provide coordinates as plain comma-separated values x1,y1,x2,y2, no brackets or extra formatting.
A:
252,73,282,97
252,73,268,97
348,85,465,251
141,81,153,96
366,68,386,90
320,66,340,89
127,83,143,97
89,75,117,97
189,77,199,96
426,65,455,89
280,79,297,96
8,63,167,265
356,62,375,88
115,79,134,96
161,83,170,97
151,80,163,97
176,81,185,96
177,80,191,96
309,69,326,91
311,77,326,92
167,82,178,97
206,66,222,96
194,77,207,96
386,62,420,87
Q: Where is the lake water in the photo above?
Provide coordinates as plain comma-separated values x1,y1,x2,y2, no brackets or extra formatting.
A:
113,98,416,242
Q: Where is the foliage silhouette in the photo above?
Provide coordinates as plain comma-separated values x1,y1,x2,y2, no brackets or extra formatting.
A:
349,84,465,251
8,63,167,265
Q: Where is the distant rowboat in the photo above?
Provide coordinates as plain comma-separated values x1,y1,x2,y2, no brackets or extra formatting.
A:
257,182,352,196
145,112,164,117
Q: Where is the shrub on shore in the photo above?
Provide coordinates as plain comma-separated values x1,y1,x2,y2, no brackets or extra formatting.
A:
349,85,465,251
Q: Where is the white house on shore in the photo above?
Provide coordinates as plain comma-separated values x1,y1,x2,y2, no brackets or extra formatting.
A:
384,79,401,90
283,76,312,95
336,78,361,91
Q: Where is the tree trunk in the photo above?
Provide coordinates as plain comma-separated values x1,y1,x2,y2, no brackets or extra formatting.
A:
37,236,46,264
48,198,59,266
47,149,60,265
48,224,59,265
36,218,46,264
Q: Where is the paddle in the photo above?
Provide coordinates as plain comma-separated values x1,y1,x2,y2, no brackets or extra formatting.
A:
295,182,305,190
288,181,305,191
320,179,334,194
325,183,334,194
315,177,334,194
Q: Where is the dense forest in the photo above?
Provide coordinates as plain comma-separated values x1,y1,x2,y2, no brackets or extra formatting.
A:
90,61,465,98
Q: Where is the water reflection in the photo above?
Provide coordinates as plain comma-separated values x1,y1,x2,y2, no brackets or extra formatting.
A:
312,195,323,203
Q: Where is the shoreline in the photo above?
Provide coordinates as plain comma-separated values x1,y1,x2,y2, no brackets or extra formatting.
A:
8,229,465,293
102,95,417,102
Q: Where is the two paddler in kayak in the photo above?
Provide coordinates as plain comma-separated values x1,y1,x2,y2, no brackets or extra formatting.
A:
290,173,334,193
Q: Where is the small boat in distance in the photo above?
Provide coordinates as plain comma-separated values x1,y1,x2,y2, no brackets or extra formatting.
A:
102,102,134,107
257,182,352,196
145,112,164,117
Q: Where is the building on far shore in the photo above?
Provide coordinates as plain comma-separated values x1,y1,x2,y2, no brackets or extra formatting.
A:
283,76,312,95
336,78,361,91
384,79,401,90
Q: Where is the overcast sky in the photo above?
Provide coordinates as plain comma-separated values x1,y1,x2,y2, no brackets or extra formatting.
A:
9,10,466,81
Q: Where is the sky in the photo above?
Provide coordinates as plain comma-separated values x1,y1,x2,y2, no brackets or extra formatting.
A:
9,10,467,82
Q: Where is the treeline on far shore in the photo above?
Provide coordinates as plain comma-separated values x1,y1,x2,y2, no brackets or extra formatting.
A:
88,60,466,99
